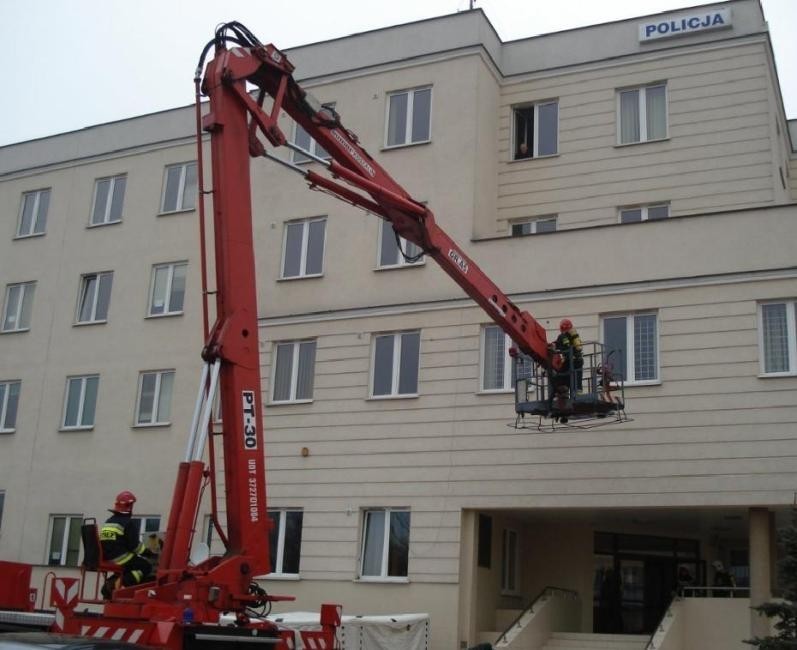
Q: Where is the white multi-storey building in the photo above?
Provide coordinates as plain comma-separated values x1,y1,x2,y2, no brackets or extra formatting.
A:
1,2,796,648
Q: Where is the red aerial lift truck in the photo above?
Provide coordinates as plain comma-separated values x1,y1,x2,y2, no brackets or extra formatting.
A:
0,22,626,649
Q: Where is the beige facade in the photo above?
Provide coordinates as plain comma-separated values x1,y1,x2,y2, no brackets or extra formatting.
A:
1,2,796,649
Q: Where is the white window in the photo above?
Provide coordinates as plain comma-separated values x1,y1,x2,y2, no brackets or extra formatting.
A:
2,282,36,332
618,83,667,144
511,216,557,236
90,175,126,225
0,381,21,433
360,508,410,580
130,515,161,543
292,105,333,163
481,326,512,392
281,218,326,279
386,87,432,147
513,100,559,159
268,509,303,575
161,162,197,213
62,375,99,430
378,221,423,268
76,272,113,324
619,204,669,223
501,528,519,593
135,370,175,426
759,301,797,375
272,341,316,403
47,514,83,566
16,189,50,238
602,313,659,383
371,331,421,397
148,262,187,316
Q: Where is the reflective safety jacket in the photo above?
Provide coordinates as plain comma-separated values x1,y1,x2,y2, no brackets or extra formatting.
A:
100,513,145,565
555,328,583,360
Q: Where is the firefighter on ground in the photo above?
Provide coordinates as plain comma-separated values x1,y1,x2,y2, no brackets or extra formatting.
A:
554,318,584,395
100,491,155,598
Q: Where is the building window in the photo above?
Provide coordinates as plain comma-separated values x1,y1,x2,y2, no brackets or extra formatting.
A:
16,189,50,238
513,100,558,159
90,175,126,226
618,83,667,144
47,515,83,566
386,87,432,147
148,262,187,316
62,375,99,430
478,514,492,569
272,341,316,403
130,516,161,542
268,509,303,575
360,508,410,580
619,204,669,223
161,162,197,213
292,106,333,163
0,492,4,532
135,370,175,426
281,218,326,279
511,216,557,236
481,326,512,392
76,272,113,324
2,282,36,332
378,221,424,268
371,331,420,397
759,301,796,375
0,381,21,433
602,313,659,383
501,528,519,593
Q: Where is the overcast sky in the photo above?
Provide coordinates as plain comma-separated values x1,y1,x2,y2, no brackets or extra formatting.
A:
1,0,794,147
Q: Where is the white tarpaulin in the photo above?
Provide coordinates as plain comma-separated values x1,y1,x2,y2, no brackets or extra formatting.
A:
266,611,430,650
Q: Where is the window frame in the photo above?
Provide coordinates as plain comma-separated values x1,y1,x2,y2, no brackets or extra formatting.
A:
600,312,660,385
134,369,175,427
147,262,188,317
280,217,327,280
619,203,670,223
758,300,797,377
511,216,558,236
369,331,421,399
270,340,317,404
377,220,425,269
1,282,36,333
291,110,333,164
16,189,50,239
358,507,411,582
61,374,99,431
160,162,197,214
89,174,126,227
75,271,113,325
130,515,161,542
268,508,304,577
0,491,4,533
511,99,559,160
384,86,433,149
501,527,520,595
0,380,21,433
616,83,668,145
46,514,83,567
480,325,512,393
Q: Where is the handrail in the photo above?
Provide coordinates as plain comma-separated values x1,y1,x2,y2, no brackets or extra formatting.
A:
645,592,680,650
493,585,579,647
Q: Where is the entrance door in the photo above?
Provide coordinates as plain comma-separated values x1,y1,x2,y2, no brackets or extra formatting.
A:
618,557,676,634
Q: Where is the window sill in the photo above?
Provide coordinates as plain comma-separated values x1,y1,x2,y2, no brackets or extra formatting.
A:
291,156,333,166
356,576,410,584
0,429,16,434
157,208,196,217
59,426,94,432
74,320,107,327
478,388,513,395
758,372,797,378
621,380,662,387
269,399,313,406
367,394,419,401
510,153,559,163
381,139,431,152
13,232,46,240
87,220,122,229
277,274,324,282
132,422,171,429
145,312,184,319
374,261,426,271
0,328,30,334
258,573,300,581
614,137,670,148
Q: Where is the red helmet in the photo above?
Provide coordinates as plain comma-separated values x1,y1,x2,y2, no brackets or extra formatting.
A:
559,318,573,333
113,491,136,514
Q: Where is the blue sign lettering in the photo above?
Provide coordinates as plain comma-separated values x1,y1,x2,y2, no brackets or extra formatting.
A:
639,8,731,42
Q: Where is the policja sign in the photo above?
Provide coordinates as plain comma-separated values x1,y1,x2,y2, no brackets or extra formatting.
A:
639,7,732,42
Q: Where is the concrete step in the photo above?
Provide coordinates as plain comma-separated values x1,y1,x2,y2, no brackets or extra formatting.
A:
542,632,648,650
